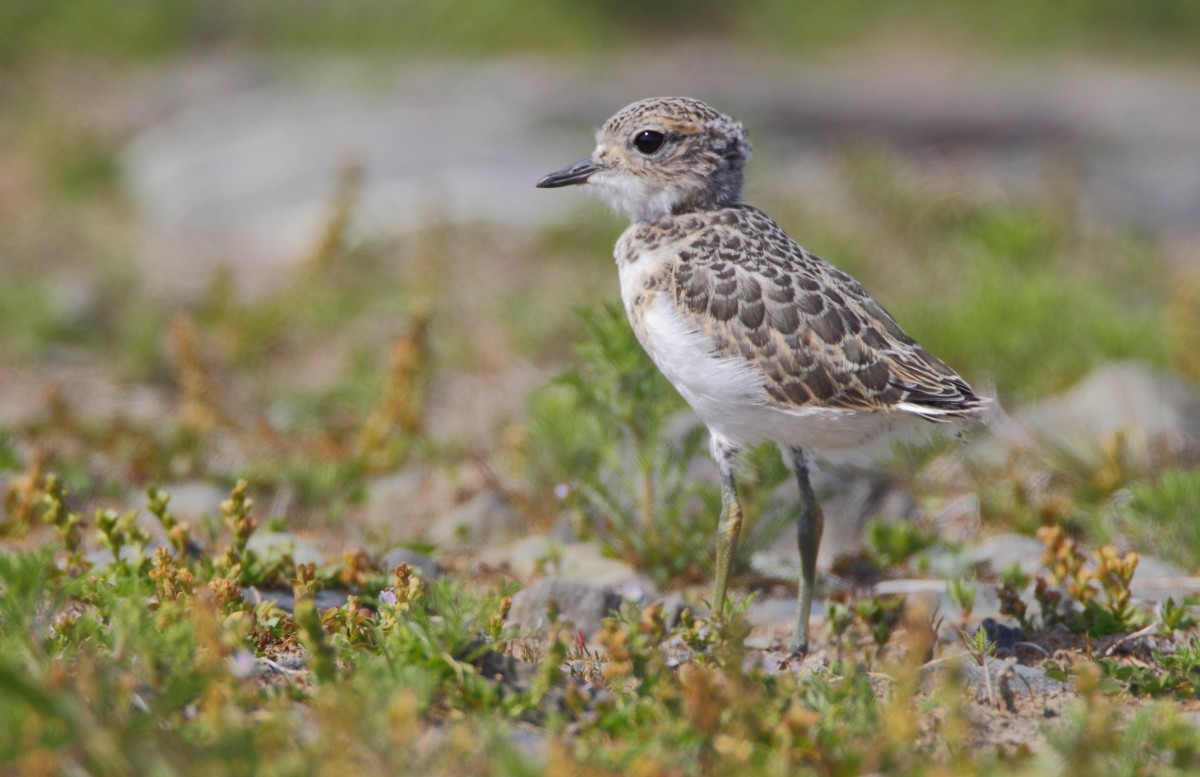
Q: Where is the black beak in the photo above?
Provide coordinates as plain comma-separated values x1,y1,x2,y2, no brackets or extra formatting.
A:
536,157,599,188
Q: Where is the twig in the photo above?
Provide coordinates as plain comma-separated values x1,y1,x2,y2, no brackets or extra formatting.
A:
1102,623,1156,657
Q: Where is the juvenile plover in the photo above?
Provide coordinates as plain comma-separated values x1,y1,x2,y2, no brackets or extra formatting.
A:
537,97,989,654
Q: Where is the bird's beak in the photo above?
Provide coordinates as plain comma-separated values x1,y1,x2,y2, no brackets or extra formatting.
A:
536,157,600,188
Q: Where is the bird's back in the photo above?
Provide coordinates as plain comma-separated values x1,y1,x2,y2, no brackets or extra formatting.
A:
617,204,988,448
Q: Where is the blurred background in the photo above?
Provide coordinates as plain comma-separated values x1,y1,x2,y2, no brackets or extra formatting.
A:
1,1,1199,578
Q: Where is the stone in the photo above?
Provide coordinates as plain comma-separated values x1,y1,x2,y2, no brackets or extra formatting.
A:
1014,362,1200,464
482,535,649,586
427,490,526,551
966,534,1048,578
923,656,1073,710
358,466,459,541
978,617,1027,654
158,480,229,521
757,462,917,578
960,658,1072,703
1128,554,1200,602
246,531,325,567
123,57,1200,300
507,577,653,640
747,595,826,627
241,587,350,614
379,546,443,581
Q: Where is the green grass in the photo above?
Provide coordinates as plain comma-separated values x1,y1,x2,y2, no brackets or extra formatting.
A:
3,0,1200,66
4,482,1200,775
1119,468,1200,572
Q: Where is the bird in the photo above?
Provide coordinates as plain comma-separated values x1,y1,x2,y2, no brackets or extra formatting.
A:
536,97,989,654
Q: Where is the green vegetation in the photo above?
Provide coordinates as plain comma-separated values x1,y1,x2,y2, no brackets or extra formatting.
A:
525,304,794,586
1119,469,1200,572
3,6,1200,771
4,0,1200,65
5,480,1200,775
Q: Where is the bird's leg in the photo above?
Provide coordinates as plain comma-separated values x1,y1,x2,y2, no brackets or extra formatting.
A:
788,447,824,655
711,435,743,623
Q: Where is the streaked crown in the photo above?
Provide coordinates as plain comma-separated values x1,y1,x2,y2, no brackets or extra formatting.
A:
537,97,751,223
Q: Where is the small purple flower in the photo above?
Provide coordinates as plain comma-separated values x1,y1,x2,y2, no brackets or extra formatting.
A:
229,650,258,679
379,588,398,605
554,483,571,501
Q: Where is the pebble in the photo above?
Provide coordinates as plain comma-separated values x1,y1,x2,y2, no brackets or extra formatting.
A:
427,490,526,551
246,531,325,567
379,546,443,581
507,576,662,640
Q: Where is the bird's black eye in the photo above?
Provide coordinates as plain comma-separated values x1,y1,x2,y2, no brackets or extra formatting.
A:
633,130,665,154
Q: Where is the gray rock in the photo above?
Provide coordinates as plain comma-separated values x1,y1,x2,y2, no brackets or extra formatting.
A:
157,480,228,521
507,727,548,764
123,60,590,298
960,658,1072,704
379,546,443,581
758,463,917,577
83,544,157,572
1131,554,1190,586
481,535,649,586
123,57,1200,299
871,579,1009,623
1129,554,1200,603
246,531,325,567
242,587,349,613
358,467,458,540
923,657,1073,711
747,595,826,627
966,534,1048,578
427,490,526,551
507,577,659,640
238,654,308,678
1015,362,1200,464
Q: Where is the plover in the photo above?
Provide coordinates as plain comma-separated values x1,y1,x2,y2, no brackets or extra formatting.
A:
537,97,989,653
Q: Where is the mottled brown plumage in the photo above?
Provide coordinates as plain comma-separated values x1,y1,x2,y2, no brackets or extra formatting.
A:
627,205,980,417
538,97,990,654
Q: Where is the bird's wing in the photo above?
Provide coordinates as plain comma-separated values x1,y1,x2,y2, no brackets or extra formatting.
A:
667,207,985,420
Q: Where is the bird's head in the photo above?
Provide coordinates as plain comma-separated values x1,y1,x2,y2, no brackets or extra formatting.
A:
537,97,750,223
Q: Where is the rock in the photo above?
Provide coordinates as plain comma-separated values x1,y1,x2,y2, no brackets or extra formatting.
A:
757,463,917,578
123,60,591,298
242,587,350,613
237,654,308,678
870,579,1009,623
1014,362,1200,464
507,577,659,640
507,727,548,764
966,534,1048,578
923,656,1072,710
358,466,459,541
158,480,229,521
123,57,1200,299
83,545,157,572
747,595,826,627
960,658,1072,704
1131,554,1190,586
482,535,649,586
422,363,550,447
978,617,1027,654
379,546,443,581
1128,554,1200,602
246,531,325,567
427,490,526,551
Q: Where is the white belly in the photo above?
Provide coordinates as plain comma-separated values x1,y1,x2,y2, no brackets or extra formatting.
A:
626,291,916,450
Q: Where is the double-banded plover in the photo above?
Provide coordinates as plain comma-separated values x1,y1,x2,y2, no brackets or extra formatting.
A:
538,97,989,654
